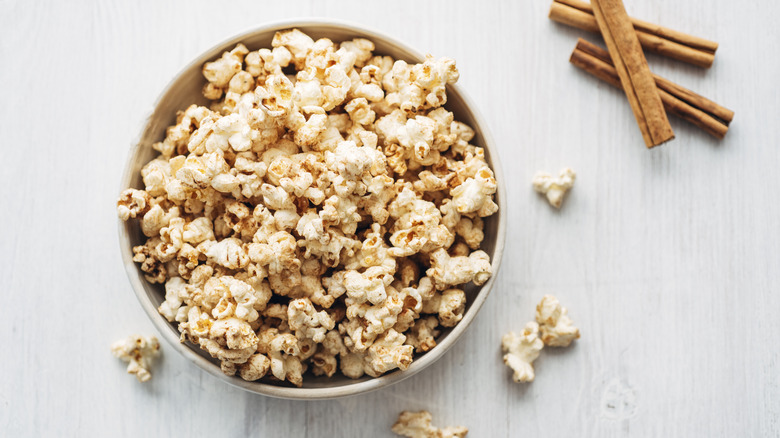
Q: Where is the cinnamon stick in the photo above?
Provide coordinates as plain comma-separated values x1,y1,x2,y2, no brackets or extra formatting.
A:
575,39,732,124
591,0,674,147
570,39,732,138
550,0,717,68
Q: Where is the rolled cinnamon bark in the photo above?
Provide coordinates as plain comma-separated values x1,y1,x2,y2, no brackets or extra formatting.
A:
591,0,674,147
570,39,731,139
550,0,717,68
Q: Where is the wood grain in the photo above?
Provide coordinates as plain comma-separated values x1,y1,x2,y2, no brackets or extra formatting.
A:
1,0,779,436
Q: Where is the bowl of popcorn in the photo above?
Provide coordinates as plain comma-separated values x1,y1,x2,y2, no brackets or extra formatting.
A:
117,19,506,398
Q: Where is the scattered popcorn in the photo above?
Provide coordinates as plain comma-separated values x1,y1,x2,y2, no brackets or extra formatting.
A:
532,167,576,208
502,295,580,383
392,410,468,438
111,334,161,382
536,295,580,347
501,322,543,383
119,29,499,385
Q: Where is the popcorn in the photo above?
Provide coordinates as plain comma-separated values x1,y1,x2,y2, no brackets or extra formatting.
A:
287,297,335,343
210,317,259,349
392,410,468,438
141,203,179,238
206,237,249,270
387,188,454,257
154,104,211,158
294,113,328,147
364,329,413,377
132,239,167,283
422,288,466,328
450,169,498,216
159,276,189,322
501,322,544,383
267,333,306,387
384,56,459,113
343,267,393,305
532,167,576,208
345,97,376,126
397,116,436,164
111,334,161,383
454,217,484,249
350,65,385,102
183,217,215,245
117,189,150,221
358,288,405,337
245,47,291,79
340,38,375,67
405,316,440,353
228,71,254,94
202,44,249,99
413,56,459,108
311,330,345,377
119,29,499,386
238,353,271,381
191,313,259,372
501,297,580,383
272,29,315,70
204,276,261,322
175,152,230,188
536,295,580,347
248,231,300,275
427,248,492,289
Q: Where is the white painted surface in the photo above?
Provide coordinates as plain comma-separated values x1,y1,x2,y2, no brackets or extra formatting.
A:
1,0,778,436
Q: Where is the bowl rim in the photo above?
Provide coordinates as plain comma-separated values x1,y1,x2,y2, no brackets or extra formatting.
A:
118,17,507,400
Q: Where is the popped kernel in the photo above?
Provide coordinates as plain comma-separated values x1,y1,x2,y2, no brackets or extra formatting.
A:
392,410,468,438
532,167,576,208
501,322,543,383
111,334,161,383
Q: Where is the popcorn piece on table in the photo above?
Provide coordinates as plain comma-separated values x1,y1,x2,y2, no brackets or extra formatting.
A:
392,410,468,438
111,334,161,382
532,167,576,208
501,322,544,383
536,295,580,347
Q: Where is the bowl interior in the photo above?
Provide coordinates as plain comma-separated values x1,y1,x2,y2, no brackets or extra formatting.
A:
119,20,506,399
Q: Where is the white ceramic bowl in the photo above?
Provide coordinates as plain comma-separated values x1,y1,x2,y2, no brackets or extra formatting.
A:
118,19,506,399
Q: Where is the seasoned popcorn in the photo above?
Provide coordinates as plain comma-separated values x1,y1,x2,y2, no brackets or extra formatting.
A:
392,410,468,438
501,322,543,383
502,296,580,384
118,29,499,385
111,334,161,382
536,295,580,347
532,167,576,208
405,316,440,353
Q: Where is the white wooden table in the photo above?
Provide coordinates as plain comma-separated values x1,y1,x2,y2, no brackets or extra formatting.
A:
2,0,778,436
